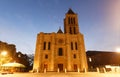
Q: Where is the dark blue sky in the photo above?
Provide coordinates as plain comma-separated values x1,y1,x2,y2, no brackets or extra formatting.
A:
0,0,120,54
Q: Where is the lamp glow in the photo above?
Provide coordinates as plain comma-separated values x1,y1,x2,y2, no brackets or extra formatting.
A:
1,51,7,56
116,48,120,52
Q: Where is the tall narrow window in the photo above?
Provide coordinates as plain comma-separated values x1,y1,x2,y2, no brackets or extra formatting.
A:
71,42,73,50
75,42,78,50
48,42,51,50
43,42,46,50
68,17,70,24
70,27,72,34
74,54,76,58
74,27,76,34
58,48,63,56
45,54,48,59
71,18,73,24
73,18,75,24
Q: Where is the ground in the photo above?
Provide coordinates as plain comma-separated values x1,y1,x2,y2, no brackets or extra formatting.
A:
0,72,120,77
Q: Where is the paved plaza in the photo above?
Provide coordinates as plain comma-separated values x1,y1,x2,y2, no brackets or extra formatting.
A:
1,72,120,77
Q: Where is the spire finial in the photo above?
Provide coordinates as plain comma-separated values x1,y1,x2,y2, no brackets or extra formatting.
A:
57,26,63,33
59,26,61,29
67,8,75,14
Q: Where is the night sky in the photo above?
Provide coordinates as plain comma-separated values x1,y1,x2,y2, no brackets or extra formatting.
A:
0,0,120,54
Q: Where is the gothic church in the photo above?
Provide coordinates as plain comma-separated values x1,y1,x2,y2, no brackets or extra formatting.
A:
33,9,88,72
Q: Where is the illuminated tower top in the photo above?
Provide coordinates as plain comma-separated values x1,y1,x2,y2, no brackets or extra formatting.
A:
64,8,79,34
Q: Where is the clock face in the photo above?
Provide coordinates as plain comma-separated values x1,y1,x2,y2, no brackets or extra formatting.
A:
58,39,64,44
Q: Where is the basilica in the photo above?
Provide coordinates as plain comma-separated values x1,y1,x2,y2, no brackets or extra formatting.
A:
33,9,88,72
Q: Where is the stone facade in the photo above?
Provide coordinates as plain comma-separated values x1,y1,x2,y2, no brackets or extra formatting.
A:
0,41,16,66
33,9,88,72
0,41,16,57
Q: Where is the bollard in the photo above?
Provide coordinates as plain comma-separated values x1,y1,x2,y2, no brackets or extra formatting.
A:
84,68,87,73
118,68,120,73
57,68,59,73
37,69,39,73
65,68,67,73
78,68,80,73
44,68,46,73
103,68,106,73
97,67,100,73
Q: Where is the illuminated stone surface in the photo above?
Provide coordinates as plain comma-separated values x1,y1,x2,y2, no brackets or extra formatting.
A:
33,9,88,72
1,72,120,77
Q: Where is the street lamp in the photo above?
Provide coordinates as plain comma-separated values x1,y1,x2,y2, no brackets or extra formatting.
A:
0,51,8,69
116,48,120,52
1,51,8,56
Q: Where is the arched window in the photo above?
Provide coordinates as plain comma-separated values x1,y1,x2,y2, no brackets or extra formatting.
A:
58,48,63,56
74,54,76,58
70,27,72,34
75,42,78,50
45,54,48,59
74,27,76,34
43,42,46,50
71,42,73,50
48,42,51,50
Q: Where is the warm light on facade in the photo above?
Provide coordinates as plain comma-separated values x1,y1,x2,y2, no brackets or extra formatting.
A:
1,51,7,56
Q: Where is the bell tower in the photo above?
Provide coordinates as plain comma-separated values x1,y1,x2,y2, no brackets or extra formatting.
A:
64,9,79,34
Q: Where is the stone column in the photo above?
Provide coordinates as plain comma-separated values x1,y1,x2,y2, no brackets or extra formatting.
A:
66,34,72,71
33,33,43,72
50,33,55,71
78,34,88,71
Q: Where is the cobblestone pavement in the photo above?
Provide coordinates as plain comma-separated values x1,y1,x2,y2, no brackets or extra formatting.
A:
0,72,120,77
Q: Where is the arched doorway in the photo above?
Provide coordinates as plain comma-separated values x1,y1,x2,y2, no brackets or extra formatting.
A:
58,64,63,71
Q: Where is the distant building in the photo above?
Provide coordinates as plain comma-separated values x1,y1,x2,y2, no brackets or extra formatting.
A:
0,41,16,58
0,41,31,72
0,41,16,66
33,9,88,72
86,51,120,69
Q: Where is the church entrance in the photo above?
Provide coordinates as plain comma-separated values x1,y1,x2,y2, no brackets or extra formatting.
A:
74,64,77,71
58,64,63,71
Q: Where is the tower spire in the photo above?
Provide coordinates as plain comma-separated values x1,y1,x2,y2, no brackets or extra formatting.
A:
67,8,75,14
57,26,63,33
64,9,79,34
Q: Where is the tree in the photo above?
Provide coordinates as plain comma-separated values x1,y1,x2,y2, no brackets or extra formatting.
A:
15,51,34,72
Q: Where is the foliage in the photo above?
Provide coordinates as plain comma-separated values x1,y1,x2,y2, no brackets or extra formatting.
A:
14,51,34,71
